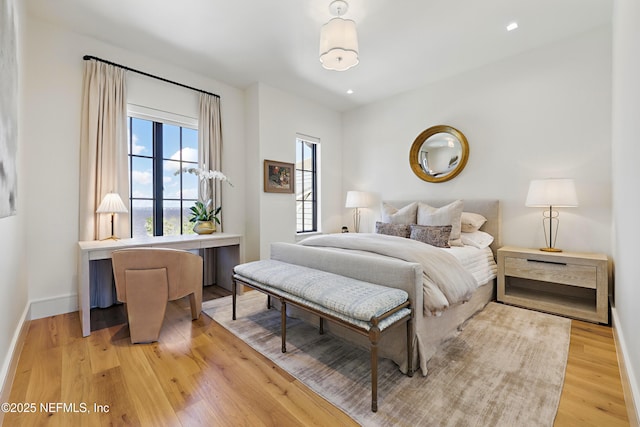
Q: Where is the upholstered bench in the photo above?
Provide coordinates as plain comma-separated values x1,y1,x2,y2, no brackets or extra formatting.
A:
232,259,414,412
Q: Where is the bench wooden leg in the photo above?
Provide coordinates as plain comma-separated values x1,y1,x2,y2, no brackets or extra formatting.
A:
369,326,380,412
281,298,287,353
319,317,325,335
232,279,237,320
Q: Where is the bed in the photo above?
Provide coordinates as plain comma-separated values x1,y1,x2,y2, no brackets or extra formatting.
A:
269,199,501,376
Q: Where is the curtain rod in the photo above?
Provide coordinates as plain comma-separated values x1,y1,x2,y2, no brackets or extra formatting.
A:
83,55,220,99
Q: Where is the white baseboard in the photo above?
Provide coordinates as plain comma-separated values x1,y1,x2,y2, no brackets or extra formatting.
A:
29,294,78,320
0,302,31,426
611,306,640,426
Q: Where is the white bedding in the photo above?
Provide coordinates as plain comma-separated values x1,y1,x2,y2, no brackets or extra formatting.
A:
444,246,497,287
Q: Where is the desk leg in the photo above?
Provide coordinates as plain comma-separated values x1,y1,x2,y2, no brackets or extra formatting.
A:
78,251,91,337
216,244,240,293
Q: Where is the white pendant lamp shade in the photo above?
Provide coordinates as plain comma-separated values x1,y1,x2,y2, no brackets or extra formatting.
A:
319,17,359,71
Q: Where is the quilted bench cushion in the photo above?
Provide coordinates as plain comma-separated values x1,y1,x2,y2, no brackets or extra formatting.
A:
233,259,409,323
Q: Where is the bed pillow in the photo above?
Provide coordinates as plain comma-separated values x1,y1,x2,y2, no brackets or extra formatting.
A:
417,200,463,246
461,212,487,233
375,222,411,238
381,202,418,225
409,225,452,248
461,230,494,249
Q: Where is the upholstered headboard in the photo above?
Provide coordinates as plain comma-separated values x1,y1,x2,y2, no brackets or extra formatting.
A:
382,199,502,256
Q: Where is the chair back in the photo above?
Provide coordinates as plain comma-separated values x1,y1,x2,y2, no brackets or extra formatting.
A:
112,248,203,302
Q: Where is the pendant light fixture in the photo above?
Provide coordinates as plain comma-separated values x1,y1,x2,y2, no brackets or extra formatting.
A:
319,0,359,71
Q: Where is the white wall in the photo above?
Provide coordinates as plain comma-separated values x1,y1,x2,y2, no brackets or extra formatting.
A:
22,14,246,317
249,83,343,259
612,0,640,416
343,27,612,255
0,0,29,396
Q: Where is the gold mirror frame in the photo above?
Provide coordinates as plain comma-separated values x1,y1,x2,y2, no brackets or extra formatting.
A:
409,125,469,183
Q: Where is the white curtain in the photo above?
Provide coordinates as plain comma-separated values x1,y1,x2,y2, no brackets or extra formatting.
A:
79,60,129,308
198,93,222,285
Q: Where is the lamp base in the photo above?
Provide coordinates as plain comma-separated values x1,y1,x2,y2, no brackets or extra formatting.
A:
540,247,562,252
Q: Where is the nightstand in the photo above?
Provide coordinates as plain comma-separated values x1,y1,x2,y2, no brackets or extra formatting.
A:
497,246,609,324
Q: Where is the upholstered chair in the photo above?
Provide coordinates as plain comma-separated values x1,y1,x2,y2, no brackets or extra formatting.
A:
111,248,203,343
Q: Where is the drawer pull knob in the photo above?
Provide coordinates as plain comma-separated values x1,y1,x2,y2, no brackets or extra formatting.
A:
526,258,567,266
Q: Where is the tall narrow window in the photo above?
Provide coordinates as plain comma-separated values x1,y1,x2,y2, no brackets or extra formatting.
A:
128,116,198,237
296,136,318,233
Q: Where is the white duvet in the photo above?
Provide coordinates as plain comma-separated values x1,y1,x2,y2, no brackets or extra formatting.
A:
300,233,478,316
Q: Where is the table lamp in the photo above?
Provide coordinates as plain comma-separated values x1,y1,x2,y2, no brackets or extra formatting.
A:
345,191,370,233
525,178,578,252
96,192,128,240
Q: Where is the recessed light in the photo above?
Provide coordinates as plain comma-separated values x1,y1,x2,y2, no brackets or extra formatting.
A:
346,89,354,94
506,22,518,32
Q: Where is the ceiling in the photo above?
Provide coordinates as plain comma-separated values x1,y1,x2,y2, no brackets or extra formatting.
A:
26,0,611,112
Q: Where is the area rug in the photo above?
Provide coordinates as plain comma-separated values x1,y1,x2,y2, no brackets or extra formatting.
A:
203,292,571,427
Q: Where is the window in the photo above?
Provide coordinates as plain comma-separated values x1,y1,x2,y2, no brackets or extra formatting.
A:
128,116,199,237
295,136,318,233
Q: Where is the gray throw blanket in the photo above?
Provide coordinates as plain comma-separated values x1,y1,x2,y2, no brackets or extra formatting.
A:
300,233,477,315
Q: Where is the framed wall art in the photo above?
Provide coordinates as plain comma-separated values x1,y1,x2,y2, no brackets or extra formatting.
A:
264,159,294,194
0,0,18,218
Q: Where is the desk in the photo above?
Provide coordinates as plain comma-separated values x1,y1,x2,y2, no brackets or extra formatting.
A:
78,233,242,337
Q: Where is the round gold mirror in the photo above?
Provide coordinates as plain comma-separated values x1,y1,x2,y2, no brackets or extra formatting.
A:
409,125,469,183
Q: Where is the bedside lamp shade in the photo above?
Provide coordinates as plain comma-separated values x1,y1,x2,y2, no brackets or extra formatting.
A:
345,191,369,209
345,191,370,232
525,179,578,252
525,179,578,208
97,192,128,240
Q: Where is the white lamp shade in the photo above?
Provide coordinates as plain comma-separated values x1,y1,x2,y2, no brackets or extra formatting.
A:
319,17,359,71
525,179,578,207
96,192,128,213
345,191,370,208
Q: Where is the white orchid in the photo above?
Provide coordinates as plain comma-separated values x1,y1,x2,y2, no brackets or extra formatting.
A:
179,165,233,187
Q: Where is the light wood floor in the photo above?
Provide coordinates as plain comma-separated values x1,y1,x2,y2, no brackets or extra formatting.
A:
3,288,630,426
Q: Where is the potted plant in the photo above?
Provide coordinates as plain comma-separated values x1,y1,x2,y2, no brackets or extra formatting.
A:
178,165,232,235
189,200,222,234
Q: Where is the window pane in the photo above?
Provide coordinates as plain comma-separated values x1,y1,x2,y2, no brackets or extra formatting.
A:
296,201,304,232
183,205,195,234
163,159,181,199
163,200,181,236
182,170,198,201
295,170,303,201
131,157,153,199
303,171,313,201
183,128,198,153
302,142,313,168
131,118,152,156
131,199,153,238
163,124,180,160
302,201,314,230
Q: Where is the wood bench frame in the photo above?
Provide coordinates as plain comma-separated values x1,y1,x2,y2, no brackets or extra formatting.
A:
232,276,414,412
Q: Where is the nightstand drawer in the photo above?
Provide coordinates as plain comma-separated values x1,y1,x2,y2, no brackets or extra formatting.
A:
503,256,597,289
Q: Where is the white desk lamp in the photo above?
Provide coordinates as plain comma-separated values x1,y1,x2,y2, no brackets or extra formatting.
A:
96,192,128,240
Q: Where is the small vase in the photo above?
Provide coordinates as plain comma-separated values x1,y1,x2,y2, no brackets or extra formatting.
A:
194,220,216,234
